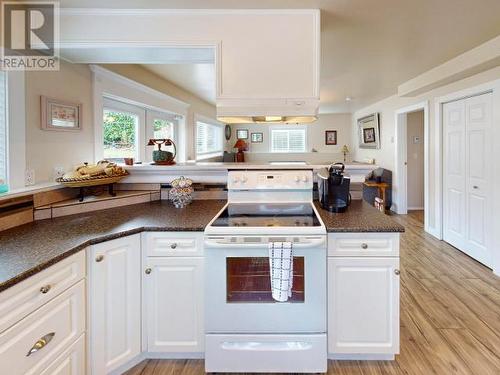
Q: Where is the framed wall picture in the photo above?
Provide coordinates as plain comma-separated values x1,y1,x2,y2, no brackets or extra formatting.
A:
251,132,263,143
325,130,337,145
358,113,380,149
236,129,249,139
41,96,82,131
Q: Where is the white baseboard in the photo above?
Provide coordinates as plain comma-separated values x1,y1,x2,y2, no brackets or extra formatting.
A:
329,353,395,361
145,352,204,359
407,206,424,210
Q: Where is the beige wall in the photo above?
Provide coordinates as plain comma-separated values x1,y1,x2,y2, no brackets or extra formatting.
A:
25,62,94,183
229,113,352,164
352,65,500,234
406,110,424,209
102,64,217,160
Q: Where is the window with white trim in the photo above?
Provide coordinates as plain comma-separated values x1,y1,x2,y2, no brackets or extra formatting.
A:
270,127,307,153
0,71,7,187
102,97,178,163
196,120,223,160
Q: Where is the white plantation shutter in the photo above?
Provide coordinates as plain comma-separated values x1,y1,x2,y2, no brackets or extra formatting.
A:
196,121,223,159
0,72,6,184
271,128,306,152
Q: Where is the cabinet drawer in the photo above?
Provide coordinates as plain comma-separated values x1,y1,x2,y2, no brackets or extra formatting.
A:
328,233,399,257
143,232,203,257
0,280,85,375
0,251,85,333
40,334,85,375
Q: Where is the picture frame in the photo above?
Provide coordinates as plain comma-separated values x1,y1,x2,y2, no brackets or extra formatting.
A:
251,132,263,143
41,96,82,131
358,113,380,149
236,129,249,139
325,130,337,145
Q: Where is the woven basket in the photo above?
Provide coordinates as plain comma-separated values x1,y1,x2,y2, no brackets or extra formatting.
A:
56,172,129,188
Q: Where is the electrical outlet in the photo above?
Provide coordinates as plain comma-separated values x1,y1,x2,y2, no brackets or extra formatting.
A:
53,166,65,180
25,169,35,186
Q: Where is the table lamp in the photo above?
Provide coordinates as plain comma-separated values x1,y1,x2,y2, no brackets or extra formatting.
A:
341,145,349,163
234,139,248,163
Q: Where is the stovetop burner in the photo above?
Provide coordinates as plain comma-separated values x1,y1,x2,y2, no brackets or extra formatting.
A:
210,203,322,228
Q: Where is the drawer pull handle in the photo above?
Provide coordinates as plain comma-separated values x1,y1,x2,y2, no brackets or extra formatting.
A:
95,255,104,262
394,269,400,275
145,268,152,275
170,243,177,249
361,243,368,249
40,285,51,294
26,332,55,357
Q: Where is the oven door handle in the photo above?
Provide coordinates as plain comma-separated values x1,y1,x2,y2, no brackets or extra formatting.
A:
204,237,326,249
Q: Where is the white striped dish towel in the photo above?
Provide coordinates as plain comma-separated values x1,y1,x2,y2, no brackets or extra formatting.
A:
269,242,293,302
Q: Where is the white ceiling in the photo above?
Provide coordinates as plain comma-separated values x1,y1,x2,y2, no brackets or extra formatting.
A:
60,0,500,113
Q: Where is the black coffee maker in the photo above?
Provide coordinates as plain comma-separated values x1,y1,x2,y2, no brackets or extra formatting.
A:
318,163,351,213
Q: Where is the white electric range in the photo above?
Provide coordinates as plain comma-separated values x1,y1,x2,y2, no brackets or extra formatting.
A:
204,170,327,373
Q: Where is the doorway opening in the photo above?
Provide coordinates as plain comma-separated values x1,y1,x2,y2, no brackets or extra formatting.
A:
406,110,425,213
394,102,429,230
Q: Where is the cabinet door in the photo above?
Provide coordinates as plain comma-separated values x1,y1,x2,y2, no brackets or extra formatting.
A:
328,257,399,355
144,257,204,353
89,235,141,374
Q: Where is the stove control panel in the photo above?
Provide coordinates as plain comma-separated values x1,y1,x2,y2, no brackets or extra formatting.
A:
228,170,313,190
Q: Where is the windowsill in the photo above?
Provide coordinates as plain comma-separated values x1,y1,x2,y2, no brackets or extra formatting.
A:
0,182,62,200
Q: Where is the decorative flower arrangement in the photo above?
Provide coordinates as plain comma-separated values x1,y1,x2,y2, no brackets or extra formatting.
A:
169,176,194,208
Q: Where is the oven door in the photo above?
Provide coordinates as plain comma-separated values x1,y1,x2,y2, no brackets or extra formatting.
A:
204,235,327,334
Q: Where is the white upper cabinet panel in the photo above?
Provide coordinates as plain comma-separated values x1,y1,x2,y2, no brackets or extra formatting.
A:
59,9,320,115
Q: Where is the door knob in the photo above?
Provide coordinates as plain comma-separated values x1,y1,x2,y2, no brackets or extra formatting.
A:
95,255,104,262
145,268,152,275
361,243,368,249
170,243,177,249
473,185,478,189
394,269,400,275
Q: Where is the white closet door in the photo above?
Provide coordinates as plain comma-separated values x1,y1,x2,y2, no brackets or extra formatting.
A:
443,92,492,268
464,93,492,266
443,99,467,250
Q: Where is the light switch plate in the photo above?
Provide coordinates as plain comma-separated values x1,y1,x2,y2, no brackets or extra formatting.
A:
25,169,35,186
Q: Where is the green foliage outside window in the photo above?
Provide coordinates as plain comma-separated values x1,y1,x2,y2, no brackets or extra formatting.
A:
103,111,136,147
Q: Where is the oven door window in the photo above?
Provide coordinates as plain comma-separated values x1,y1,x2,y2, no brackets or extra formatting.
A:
226,257,305,303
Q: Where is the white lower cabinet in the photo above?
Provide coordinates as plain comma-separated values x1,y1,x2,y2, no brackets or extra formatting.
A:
144,256,204,353
88,234,142,374
328,257,400,355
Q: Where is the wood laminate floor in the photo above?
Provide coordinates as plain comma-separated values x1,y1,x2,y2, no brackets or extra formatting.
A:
125,211,500,375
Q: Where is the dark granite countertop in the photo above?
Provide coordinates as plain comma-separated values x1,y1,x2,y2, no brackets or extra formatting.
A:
0,198,403,292
315,200,405,233
0,200,226,292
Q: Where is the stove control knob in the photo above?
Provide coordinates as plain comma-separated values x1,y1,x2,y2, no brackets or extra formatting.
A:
294,176,300,183
302,175,308,182
241,176,248,183
232,176,240,184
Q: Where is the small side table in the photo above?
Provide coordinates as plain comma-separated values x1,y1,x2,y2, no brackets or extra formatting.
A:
363,181,390,213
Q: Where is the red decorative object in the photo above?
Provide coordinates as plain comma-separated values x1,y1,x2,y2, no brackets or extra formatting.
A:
234,139,248,162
